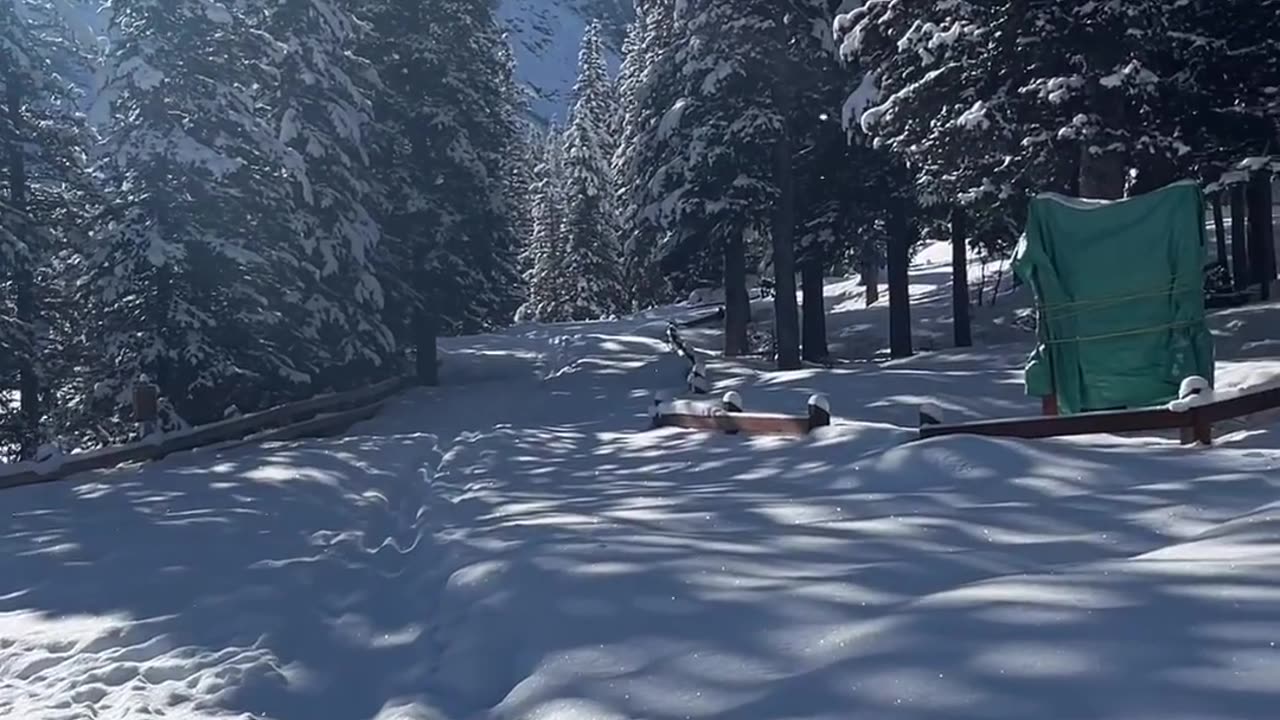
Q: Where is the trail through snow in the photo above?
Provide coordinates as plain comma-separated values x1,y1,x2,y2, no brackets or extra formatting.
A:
3,243,1280,719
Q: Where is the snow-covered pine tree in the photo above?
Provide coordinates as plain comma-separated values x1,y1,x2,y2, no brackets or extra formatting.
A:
0,0,99,456
89,0,306,425
560,24,625,321
613,0,681,310
835,1,1051,208
835,0,1272,203
361,0,528,380
519,124,572,322
1165,0,1280,177
263,0,396,392
574,20,619,171
469,34,528,329
660,0,789,357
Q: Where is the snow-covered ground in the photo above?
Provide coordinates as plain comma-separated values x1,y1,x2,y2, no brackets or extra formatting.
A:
3,243,1280,719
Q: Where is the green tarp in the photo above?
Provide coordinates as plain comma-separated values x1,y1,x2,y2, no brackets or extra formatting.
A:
1013,180,1215,415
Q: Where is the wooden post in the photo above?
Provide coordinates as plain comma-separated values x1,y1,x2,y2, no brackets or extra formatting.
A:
721,391,742,413
807,394,831,430
1041,393,1059,417
919,402,944,429
722,391,742,435
133,376,159,439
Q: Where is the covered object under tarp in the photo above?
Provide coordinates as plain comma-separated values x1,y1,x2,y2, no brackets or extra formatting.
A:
1013,180,1215,415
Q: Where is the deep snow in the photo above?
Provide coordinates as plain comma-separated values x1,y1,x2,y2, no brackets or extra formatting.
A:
3,243,1280,720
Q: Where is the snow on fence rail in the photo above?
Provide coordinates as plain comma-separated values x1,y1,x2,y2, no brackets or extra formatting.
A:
917,379,1280,446
650,391,831,436
0,375,414,491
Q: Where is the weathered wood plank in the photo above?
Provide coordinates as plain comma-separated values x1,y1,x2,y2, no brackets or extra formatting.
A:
0,375,411,491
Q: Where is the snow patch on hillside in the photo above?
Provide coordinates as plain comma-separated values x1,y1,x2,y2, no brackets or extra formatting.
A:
500,0,624,123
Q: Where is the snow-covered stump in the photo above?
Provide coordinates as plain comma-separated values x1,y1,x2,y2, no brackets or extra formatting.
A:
722,391,743,435
918,402,945,429
807,394,831,431
1169,376,1214,446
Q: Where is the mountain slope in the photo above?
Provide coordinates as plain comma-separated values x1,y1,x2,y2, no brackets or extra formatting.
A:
501,0,628,123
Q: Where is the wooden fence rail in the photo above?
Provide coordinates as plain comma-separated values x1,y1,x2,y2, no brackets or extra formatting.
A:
651,392,831,436
0,375,414,491
918,384,1280,446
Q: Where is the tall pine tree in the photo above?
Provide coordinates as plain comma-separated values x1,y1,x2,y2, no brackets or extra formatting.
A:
559,20,624,320
264,0,396,391
0,0,97,456
90,0,305,425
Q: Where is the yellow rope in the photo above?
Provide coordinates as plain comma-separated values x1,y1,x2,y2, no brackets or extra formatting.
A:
1042,318,1205,345
1035,282,1202,316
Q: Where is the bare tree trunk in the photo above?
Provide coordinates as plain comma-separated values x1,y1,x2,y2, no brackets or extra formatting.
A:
1231,181,1251,291
1129,152,1178,196
991,259,1006,306
413,247,439,385
887,199,913,358
1248,170,1276,300
863,249,880,307
723,231,750,357
769,15,800,371
950,206,972,347
1078,81,1126,200
975,256,986,307
1212,191,1229,270
801,249,827,363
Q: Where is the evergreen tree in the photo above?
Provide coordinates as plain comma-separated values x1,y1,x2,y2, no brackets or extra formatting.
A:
89,0,303,425
659,0,790,358
362,0,527,379
0,0,97,456
834,0,1276,204
560,24,625,320
573,20,619,168
264,0,395,391
614,0,681,310
520,124,572,322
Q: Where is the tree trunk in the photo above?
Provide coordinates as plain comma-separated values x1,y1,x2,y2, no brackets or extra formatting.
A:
1248,170,1276,300
1230,181,1250,291
1212,191,1229,270
1078,76,1126,200
1078,142,1126,200
723,231,750,357
5,65,37,458
413,307,439,385
1129,153,1178,196
769,19,801,371
950,206,972,347
863,245,880,307
770,161,801,369
412,248,439,385
887,199,913,358
801,249,827,363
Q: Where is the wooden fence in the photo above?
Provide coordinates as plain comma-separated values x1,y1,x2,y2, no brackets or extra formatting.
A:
918,384,1280,446
651,391,831,436
0,375,413,491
